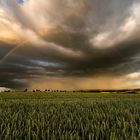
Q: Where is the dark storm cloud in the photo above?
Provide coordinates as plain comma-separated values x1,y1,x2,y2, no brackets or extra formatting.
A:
0,0,140,89
1,36,140,89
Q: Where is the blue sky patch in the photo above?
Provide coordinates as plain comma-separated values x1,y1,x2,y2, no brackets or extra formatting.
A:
16,0,24,4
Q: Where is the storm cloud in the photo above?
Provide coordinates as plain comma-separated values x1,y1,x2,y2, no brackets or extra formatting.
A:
0,0,140,89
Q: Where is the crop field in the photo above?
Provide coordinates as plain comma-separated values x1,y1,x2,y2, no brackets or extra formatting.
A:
0,92,140,140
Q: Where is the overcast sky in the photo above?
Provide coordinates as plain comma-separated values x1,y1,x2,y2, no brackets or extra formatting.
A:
0,0,140,90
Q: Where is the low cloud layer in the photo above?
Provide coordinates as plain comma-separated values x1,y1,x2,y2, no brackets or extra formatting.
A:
0,0,140,89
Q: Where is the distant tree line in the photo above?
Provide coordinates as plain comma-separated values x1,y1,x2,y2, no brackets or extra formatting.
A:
2,88,140,94
22,88,140,94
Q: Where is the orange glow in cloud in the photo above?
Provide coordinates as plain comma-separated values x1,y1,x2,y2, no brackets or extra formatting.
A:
29,76,133,90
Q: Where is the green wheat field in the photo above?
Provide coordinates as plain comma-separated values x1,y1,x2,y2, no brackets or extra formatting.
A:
0,92,140,140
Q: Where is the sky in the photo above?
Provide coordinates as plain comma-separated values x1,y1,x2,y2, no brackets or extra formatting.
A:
0,0,140,90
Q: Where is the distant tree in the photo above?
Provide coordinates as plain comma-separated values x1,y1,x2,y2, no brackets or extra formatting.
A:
24,88,28,92
45,89,48,92
33,90,35,92
4,90,11,92
36,89,41,92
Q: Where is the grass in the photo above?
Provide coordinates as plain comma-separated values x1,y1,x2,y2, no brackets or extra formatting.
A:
0,92,140,140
